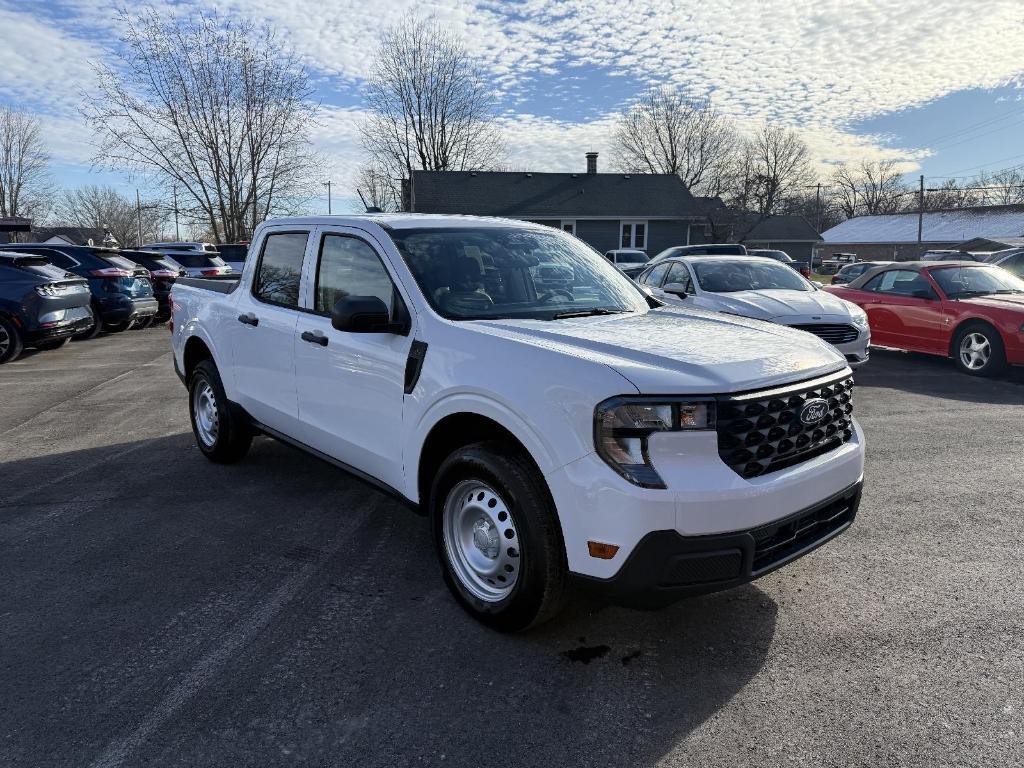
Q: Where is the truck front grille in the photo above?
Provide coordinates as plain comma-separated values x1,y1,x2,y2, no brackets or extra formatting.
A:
716,372,854,479
791,323,859,344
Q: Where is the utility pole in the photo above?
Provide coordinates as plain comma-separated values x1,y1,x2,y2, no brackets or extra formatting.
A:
324,180,332,215
917,175,925,244
172,185,180,240
136,189,143,247
814,182,822,233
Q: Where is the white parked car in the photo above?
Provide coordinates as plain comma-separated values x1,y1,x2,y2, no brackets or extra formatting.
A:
637,255,870,367
171,215,865,631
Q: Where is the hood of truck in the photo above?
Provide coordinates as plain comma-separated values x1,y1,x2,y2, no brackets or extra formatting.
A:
699,289,855,322
472,306,847,394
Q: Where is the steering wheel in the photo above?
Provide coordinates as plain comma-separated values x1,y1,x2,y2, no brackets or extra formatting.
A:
539,289,574,303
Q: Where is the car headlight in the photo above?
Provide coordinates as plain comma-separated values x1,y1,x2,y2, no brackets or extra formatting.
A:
594,397,716,488
850,310,869,330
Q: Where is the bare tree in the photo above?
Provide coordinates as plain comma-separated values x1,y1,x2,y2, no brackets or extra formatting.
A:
85,7,318,243
0,106,52,227
53,185,164,247
919,178,983,211
360,16,504,206
830,159,909,218
354,163,399,212
970,168,1024,206
612,89,736,195
725,125,815,215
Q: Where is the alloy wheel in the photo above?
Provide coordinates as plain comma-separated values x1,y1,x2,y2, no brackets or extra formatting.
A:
959,332,991,371
442,480,521,602
0,324,9,357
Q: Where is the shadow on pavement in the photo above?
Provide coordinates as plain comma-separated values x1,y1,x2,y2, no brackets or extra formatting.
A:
1,434,777,767
854,347,1024,403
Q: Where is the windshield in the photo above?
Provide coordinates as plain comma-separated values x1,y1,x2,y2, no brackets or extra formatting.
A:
693,259,811,293
931,266,1024,297
389,227,649,320
754,250,793,262
617,252,648,264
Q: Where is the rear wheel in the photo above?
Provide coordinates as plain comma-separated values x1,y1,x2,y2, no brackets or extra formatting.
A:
431,441,568,632
0,316,24,364
188,359,252,463
953,323,1006,377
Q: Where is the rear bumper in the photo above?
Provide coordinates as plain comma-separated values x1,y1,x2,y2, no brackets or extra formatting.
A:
97,296,159,324
23,308,94,345
573,481,862,608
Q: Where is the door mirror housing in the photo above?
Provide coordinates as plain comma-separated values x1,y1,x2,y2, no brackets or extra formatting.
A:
662,282,689,297
331,296,402,333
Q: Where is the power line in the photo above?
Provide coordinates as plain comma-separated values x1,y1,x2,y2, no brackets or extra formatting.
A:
916,103,1024,147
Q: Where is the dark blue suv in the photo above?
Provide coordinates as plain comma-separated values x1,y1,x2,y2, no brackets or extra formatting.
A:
0,244,158,338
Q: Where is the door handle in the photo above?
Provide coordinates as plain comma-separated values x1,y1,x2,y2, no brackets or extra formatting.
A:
301,330,328,347
237,312,259,326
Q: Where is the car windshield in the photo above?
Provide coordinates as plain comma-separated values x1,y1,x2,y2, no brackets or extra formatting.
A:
693,260,811,293
617,252,648,264
389,227,649,320
931,266,1024,297
755,250,792,262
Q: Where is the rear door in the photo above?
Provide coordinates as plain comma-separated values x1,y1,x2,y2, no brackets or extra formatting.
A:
858,269,945,352
292,227,414,490
227,229,311,432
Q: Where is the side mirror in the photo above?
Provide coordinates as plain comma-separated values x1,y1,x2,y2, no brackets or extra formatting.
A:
331,296,396,333
911,289,935,300
662,282,689,298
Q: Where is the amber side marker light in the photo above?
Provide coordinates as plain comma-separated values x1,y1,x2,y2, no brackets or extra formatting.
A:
587,541,620,559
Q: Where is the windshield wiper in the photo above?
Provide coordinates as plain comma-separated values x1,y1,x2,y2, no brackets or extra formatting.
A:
550,308,628,320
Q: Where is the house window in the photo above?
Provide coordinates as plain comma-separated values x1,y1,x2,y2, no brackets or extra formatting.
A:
621,220,647,250
561,220,576,235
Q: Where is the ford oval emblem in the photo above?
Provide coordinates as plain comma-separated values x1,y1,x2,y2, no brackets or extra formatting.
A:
799,398,829,425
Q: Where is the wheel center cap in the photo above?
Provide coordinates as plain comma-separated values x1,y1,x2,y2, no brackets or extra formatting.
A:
472,517,499,558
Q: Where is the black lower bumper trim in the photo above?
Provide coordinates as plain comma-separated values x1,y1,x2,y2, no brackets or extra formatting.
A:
572,481,862,609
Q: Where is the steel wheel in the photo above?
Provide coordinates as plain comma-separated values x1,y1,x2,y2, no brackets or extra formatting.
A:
442,480,521,603
192,382,220,448
959,332,991,371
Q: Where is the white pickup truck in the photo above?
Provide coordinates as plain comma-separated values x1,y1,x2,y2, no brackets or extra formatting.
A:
170,214,865,631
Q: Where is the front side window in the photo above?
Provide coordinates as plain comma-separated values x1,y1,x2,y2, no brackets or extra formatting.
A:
862,269,931,296
254,232,308,307
617,251,648,265
642,262,671,286
692,259,810,293
665,262,693,292
315,235,396,315
389,226,648,321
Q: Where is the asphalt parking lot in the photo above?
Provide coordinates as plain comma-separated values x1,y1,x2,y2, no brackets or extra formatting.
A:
2,330,1022,768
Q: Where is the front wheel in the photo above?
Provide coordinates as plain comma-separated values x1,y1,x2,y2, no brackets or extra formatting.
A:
188,359,252,463
953,323,1006,377
431,442,569,632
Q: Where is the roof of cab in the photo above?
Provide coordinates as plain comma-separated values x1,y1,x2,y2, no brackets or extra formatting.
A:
261,213,544,231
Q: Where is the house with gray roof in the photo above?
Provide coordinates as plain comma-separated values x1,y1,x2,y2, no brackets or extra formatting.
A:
407,153,713,255
819,204,1024,261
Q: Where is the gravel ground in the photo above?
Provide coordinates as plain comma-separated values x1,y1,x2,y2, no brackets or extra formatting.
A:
1,329,1021,768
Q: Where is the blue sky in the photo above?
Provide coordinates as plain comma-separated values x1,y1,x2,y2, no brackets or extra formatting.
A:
2,0,1023,215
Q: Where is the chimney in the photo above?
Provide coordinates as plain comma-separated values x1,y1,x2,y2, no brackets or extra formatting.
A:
586,152,598,174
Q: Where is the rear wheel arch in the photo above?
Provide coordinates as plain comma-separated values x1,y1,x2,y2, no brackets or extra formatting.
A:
183,335,214,382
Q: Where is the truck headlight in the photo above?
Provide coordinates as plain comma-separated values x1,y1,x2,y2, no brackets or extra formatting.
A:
594,397,716,488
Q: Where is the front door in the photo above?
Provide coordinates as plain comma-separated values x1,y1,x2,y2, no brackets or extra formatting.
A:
293,229,414,491
227,229,311,432
858,269,945,352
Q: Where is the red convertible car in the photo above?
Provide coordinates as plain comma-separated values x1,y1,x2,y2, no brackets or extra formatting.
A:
824,261,1024,376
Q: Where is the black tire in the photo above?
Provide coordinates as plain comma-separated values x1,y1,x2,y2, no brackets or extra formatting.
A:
34,337,71,351
430,441,569,632
952,322,1007,377
188,359,252,463
0,316,24,364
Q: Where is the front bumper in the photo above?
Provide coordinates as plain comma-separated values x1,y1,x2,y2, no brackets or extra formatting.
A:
834,329,870,368
573,481,861,608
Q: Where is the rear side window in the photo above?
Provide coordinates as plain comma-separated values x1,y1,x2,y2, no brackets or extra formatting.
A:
254,232,308,307
862,269,928,295
314,235,395,315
